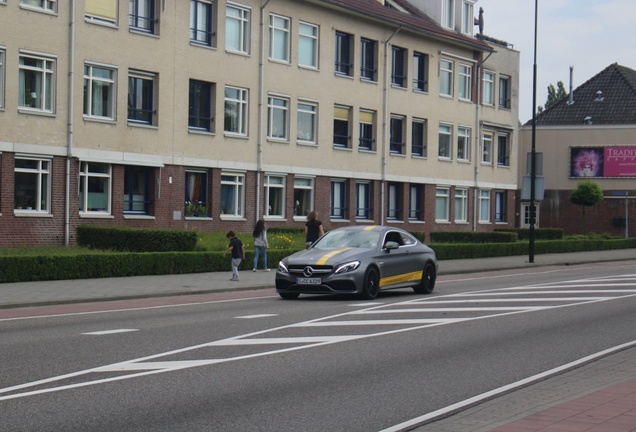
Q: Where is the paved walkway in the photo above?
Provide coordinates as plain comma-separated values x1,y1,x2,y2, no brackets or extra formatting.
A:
2,248,636,431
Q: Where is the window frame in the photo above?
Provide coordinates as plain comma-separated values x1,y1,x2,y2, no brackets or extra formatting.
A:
226,3,250,54
435,187,450,222
387,182,402,221
457,126,471,161
413,51,428,92
458,63,472,101
440,59,453,97
483,70,495,105
19,53,56,113
497,132,510,167
412,118,427,157
298,21,318,69
461,1,473,35
499,75,511,109
188,79,214,132
454,187,468,223
442,0,454,29
0,49,6,109
358,109,375,151
391,45,406,88
408,184,423,221
269,13,290,63
297,100,317,144
14,156,51,213
79,162,112,215
224,85,248,136
360,38,377,81
83,63,115,120
127,69,156,125
85,0,118,25
495,190,507,223
293,176,315,219
438,123,452,159
124,165,152,215
355,181,372,220
185,169,209,218
335,31,353,76
21,0,56,13
479,189,491,223
220,172,245,218
267,95,289,141
264,174,285,218
333,105,351,149
129,0,156,34
190,0,214,47
390,115,405,155
482,131,494,164
330,179,347,220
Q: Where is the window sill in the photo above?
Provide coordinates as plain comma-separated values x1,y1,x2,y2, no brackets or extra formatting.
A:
20,4,57,16
219,215,246,221
408,220,426,224
188,128,215,137
124,214,156,220
386,220,404,224
359,149,377,155
14,211,53,218
18,108,55,118
298,65,319,72
389,152,406,158
411,154,427,160
360,78,378,85
224,132,249,140
84,17,118,28
297,140,317,147
225,49,250,57
79,213,113,219
330,218,350,223
189,41,216,50
127,122,158,130
84,115,116,124
129,28,159,39
185,216,212,221
333,145,352,152
267,137,289,144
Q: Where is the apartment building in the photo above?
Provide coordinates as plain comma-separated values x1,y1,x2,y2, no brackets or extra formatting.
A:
0,0,519,246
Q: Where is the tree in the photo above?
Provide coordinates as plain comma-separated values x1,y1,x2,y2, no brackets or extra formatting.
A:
537,81,568,113
569,180,604,234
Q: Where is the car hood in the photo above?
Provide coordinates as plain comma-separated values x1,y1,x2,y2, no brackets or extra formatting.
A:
285,247,368,266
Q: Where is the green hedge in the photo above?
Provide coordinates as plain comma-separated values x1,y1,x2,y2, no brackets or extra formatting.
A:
430,231,518,243
494,228,564,240
77,225,197,252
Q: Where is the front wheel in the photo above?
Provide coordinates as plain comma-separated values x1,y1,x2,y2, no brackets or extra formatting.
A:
413,262,436,294
279,292,300,300
361,267,380,300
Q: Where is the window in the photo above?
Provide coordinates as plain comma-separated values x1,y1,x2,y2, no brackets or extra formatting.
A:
483,70,495,105
190,0,214,46
435,187,450,222
442,0,454,29
495,191,507,222
19,54,55,113
409,184,423,221
79,162,111,214
297,101,317,143
391,46,406,87
330,179,347,219
440,59,453,97
497,133,510,166
499,75,511,109
265,175,285,217
333,105,350,148
189,79,214,132
269,14,290,62
359,110,375,151
14,157,50,212
482,132,493,163
221,173,244,217
479,189,491,222
21,0,56,13
438,124,452,159
128,70,156,125
0,49,4,108
86,0,118,25
294,177,314,217
124,166,152,214
454,188,468,222
360,38,377,81
335,31,352,76
462,1,473,35
184,170,208,217
356,182,371,220
458,64,472,100
267,96,289,140
224,86,248,135
412,118,427,157
457,126,470,161
390,115,405,155
129,0,155,34
226,3,250,54
84,64,115,119
387,182,401,221
413,51,428,92
298,22,318,68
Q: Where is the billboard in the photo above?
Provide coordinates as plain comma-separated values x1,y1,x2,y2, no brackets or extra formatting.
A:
570,146,636,178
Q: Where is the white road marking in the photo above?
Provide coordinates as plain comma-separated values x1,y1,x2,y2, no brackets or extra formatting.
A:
82,329,139,335
235,314,278,319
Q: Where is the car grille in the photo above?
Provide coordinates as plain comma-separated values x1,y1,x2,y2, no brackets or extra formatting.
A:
288,265,333,277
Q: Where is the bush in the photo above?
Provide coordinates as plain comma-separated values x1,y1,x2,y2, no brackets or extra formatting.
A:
430,231,517,243
494,228,563,240
77,225,197,252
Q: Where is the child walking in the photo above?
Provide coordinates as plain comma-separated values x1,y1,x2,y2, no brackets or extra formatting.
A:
252,219,270,272
224,231,245,281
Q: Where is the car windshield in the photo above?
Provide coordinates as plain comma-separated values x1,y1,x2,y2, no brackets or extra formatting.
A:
313,230,379,250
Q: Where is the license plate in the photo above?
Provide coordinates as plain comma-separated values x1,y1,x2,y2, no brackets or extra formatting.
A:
296,277,321,285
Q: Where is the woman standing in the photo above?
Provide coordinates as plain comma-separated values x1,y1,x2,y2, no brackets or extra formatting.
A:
252,219,270,271
304,211,324,248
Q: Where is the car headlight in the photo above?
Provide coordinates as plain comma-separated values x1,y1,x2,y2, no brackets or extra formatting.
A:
334,261,360,274
278,261,289,274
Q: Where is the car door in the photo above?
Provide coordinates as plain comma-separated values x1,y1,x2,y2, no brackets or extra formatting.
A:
377,230,420,288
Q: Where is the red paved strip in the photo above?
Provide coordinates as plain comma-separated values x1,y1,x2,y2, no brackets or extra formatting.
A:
491,377,636,431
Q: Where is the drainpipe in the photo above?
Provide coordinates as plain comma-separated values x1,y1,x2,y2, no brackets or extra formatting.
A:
65,0,76,245
473,50,493,231
257,0,272,223
381,26,401,226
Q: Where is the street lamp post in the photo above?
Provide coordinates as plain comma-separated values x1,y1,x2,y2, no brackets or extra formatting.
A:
529,0,538,263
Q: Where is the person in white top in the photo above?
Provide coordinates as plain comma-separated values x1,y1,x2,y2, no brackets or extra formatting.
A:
252,219,270,271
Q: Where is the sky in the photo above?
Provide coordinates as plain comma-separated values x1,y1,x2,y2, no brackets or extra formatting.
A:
478,0,636,123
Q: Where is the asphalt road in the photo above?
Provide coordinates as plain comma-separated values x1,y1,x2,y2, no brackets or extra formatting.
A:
2,261,636,431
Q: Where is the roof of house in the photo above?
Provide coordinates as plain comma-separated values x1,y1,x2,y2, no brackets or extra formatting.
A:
316,0,492,52
528,63,636,126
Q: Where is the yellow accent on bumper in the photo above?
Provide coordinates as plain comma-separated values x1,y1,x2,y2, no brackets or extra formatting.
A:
380,270,422,287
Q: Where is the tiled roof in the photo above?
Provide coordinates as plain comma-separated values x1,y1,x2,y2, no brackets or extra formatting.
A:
316,0,492,52
528,63,636,126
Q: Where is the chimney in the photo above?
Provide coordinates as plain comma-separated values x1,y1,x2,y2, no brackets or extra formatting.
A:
568,66,574,105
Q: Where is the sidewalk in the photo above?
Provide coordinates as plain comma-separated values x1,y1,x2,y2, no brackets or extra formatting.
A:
2,248,636,432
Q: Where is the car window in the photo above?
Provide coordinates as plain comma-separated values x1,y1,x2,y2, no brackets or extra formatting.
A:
316,230,379,249
384,231,404,247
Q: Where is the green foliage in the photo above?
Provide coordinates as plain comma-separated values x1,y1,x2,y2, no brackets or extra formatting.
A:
408,231,427,243
77,225,197,252
538,81,568,113
430,231,517,243
495,228,564,240
569,180,604,234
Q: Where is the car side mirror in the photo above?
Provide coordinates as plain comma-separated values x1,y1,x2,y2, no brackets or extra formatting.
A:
383,241,399,251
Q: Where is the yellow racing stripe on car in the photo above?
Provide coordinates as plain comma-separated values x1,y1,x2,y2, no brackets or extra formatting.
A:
380,270,422,287
316,248,352,265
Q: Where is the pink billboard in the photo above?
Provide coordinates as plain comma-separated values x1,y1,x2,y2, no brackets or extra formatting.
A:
570,146,636,178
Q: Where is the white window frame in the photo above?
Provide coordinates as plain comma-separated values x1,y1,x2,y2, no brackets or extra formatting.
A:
387,182,401,221
355,181,371,220
457,126,470,161
482,131,494,164
454,188,468,223
14,157,51,213
19,53,56,113
21,0,56,13
128,69,156,125
293,176,315,219
442,0,454,29
224,86,248,136
330,179,347,220
79,162,112,215
360,38,377,81
479,189,491,223
0,48,5,109
84,63,116,120
409,184,423,221
461,1,473,35
438,123,452,159
267,95,289,141
226,3,250,54
264,174,285,218
269,14,290,63
298,22,318,69
483,70,495,105
435,187,450,222
458,63,472,101
220,172,245,218
440,59,453,97
297,100,317,144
